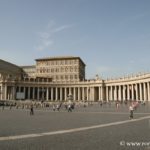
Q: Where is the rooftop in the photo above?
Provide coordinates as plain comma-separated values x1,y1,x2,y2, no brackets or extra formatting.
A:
35,56,86,66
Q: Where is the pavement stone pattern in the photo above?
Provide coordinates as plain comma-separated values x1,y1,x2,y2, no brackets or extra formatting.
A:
0,102,150,150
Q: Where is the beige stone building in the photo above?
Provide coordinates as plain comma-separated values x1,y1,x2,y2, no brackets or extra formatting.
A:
35,56,85,82
0,56,150,101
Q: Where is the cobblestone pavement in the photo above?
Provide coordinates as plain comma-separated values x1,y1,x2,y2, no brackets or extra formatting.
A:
0,102,150,150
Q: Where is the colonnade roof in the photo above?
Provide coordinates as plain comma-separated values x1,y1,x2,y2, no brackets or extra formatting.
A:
0,59,22,75
104,73,150,84
21,65,36,69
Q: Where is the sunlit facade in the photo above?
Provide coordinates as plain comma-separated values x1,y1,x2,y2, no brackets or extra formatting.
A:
0,57,150,101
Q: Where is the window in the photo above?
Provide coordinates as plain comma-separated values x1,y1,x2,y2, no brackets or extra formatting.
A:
70,75,73,79
65,75,68,80
75,75,78,79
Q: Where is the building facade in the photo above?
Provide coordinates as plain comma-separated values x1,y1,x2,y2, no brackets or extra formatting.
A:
0,56,150,102
35,56,85,82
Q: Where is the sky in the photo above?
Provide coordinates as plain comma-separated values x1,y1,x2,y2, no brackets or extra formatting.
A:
0,0,150,79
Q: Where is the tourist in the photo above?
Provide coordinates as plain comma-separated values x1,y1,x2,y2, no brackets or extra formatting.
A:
116,102,119,109
129,104,134,119
30,105,34,115
56,104,60,111
52,104,56,111
68,104,72,112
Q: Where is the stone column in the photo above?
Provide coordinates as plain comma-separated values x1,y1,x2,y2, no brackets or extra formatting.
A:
46,87,49,101
4,85,7,100
106,86,108,101
7,86,10,100
28,87,30,100
91,87,94,101
118,85,121,100
60,87,62,101
87,87,89,101
101,86,104,101
127,85,130,100
147,82,150,101
82,87,85,101
143,82,147,101
139,83,142,100
122,85,125,101
64,87,67,101
12,86,16,100
78,87,80,101
135,84,138,100
98,86,101,101
114,86,117,100
110,86,113,101
131,84,134,100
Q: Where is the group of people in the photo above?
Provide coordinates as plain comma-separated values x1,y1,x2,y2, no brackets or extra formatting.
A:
1,99,147,119
52,102,75,112
98,100,146,120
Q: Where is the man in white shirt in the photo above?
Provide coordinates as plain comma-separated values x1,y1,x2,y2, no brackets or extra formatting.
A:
129,105,134,119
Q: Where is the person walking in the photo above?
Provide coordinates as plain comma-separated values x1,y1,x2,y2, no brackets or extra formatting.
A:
129,104,134,119
52,104,56,111
30,105,34,115
68,104,72,112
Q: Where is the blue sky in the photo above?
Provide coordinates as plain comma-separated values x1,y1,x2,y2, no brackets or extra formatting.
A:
0,0,150,79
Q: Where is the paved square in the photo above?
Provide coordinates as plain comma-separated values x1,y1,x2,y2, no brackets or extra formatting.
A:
0,102,150,150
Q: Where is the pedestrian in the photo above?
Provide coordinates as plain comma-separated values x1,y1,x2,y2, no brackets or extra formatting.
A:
129,104,134,119
52,105,56,111
56,104,60,111
116,102,119,109
30,105,34,115
68,104,72,112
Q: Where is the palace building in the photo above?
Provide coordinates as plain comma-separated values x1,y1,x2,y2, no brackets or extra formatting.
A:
0,56,150,101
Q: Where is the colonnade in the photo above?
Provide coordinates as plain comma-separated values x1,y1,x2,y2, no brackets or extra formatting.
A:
105,82,150,101
1,81,150,102
0,85,104,102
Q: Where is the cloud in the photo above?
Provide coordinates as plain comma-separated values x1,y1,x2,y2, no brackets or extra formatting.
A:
36,21,73,51
38,32,51,39
53,25,72,33
36,40,53,51
36,31,53,51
